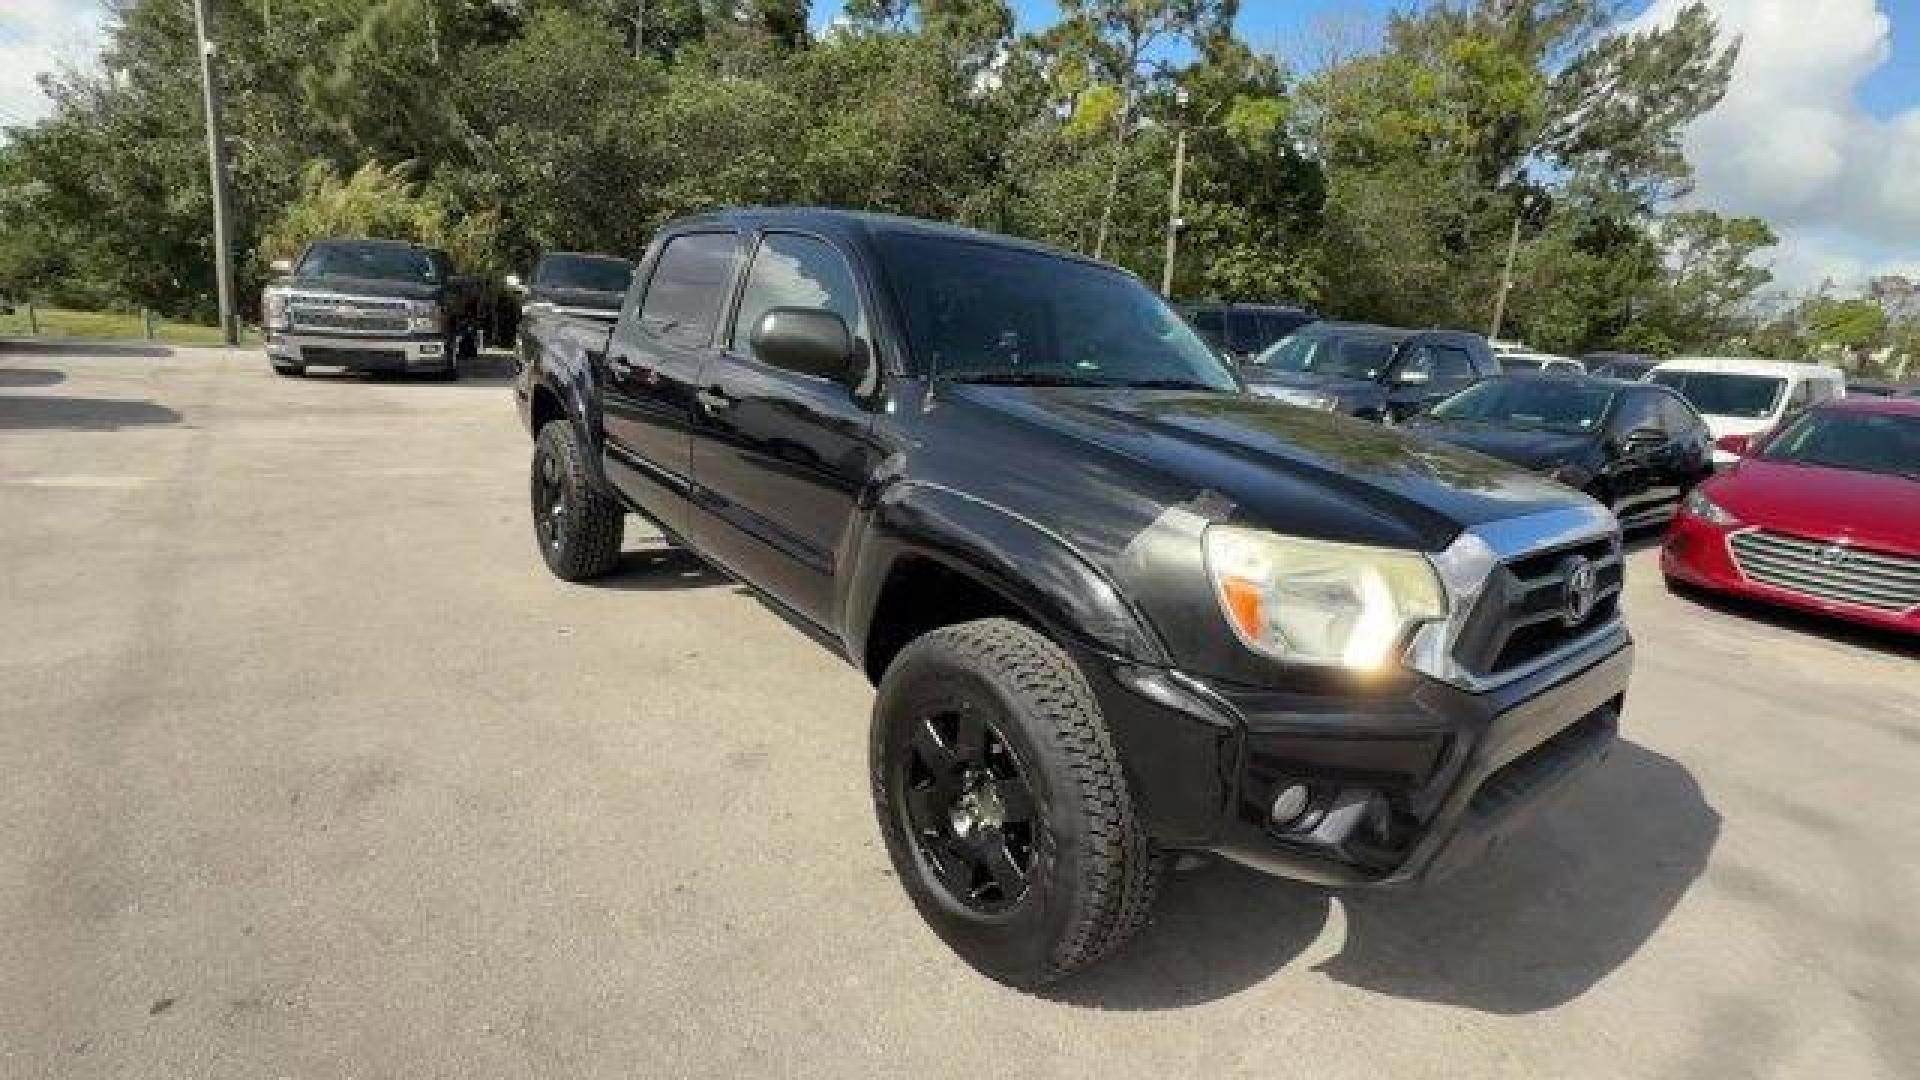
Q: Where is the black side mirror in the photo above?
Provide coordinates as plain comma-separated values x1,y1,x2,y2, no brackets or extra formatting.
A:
751,307,855,383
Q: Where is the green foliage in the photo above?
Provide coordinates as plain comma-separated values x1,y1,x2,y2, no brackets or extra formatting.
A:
259,160,503,276
0,0,1792,354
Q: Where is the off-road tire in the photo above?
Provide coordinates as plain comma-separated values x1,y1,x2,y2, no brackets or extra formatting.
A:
531,420,623,581
871,618,1160,988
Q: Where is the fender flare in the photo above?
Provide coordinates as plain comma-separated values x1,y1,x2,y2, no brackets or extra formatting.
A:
842,481,1170,670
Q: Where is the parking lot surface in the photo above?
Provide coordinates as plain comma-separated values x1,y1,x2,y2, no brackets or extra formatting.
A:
4,343,1917,1079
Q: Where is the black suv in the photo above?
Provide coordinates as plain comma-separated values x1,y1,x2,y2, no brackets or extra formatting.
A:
1175,301,1317,363
1241,321,1499,423
515,209,1632,988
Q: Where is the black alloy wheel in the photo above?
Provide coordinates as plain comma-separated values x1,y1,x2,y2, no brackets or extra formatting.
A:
530,420,623,581
897,706,1039,914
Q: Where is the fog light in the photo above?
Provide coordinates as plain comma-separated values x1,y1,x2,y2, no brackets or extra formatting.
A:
1270,784,1311,828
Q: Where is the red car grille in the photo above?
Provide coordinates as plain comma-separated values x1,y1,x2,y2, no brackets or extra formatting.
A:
1729,530,1920,613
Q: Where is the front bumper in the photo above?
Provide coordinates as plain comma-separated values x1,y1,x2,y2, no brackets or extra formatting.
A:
1663,511,1920,635
265,331,450,371
1079,622,1631,888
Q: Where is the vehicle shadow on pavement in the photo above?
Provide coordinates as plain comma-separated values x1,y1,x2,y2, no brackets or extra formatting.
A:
0,394,183,432
1051,740,1717,1014
586,545,733,591
0,338,173,359
1667,581,1920,662
0,367,65,388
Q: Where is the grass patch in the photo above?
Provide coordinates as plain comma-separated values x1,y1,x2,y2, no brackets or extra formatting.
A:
0,306,258,347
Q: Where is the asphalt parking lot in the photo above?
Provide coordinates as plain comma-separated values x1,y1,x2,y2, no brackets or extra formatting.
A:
3,342,1917,1079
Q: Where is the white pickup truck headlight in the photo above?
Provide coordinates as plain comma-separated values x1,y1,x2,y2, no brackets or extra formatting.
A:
405,299,444,333
1205,526,1447,670
262,290,290,331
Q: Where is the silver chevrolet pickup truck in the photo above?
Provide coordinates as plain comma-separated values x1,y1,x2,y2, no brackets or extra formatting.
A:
261,238,487,380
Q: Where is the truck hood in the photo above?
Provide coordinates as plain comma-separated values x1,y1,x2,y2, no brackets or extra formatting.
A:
279,275,446,301
1402,420,1596,472
1707,458,1920,555
932,385,1589,552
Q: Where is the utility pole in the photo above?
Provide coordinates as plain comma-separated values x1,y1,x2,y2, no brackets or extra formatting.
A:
1159,89,1190,298
1488,204,1524,343
191,0,239,346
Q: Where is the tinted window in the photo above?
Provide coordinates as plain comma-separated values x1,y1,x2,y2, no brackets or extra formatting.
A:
1403,343,1475,382
1430,378,1615,433
877,233,1236,390
637,233,737,347
1612,391,1663,434
1226,311,1268,352
1500,354,1543,371
1258,311,1313,345
297,242,442,283
1186,309,1227,350
1648,370,1786,419
1760,409,1920,478
1257,330,1398,379
535,253,634,294
730,233,867,359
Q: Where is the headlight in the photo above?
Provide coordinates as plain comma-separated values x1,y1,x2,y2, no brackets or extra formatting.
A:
1204,527,1447,670
262,290,290,330
1682,487,1739,526
405,299,444,333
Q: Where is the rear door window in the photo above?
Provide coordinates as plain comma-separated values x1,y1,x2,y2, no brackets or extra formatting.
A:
637,232,738,348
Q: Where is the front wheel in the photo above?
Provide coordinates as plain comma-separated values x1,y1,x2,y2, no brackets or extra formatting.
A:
871,618,1160,988
531,420,624,581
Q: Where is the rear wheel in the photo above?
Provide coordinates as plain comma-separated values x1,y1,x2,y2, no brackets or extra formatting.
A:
871,618,1159,989
531,420,624,581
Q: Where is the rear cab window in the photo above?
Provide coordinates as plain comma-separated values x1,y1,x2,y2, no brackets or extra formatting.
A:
635,232,739,347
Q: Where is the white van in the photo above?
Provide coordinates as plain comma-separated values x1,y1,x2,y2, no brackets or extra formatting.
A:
1644,357,1846,465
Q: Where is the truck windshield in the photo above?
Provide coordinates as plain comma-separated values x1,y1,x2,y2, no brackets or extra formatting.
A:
878,233,1237,391
1758,410,1920,479
1431,378,1616,433
1648,370,1783,419
535,254,634,294
298,242,442,284
1254,331,1398,380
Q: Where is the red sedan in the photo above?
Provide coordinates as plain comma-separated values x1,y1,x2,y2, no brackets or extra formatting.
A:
1663,396,1920,635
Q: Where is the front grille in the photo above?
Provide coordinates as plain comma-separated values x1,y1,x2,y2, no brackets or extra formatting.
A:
302,346,406,370
1729,529,1920,613
1452,534,1623,680
287,294,410,336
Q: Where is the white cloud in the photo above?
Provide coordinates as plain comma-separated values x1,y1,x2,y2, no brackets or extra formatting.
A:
1633,0,1920,294
0,1,109,131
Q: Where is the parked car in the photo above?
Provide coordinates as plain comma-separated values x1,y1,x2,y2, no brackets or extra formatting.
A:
261,238,487,380
1583,352,1660,381
1406,377,1715,529
1241,321,1500,423
1175,301,1316,363
1664,397,1919,635
1496,349,1586,378
1646,357,1847,466
515,208,1632,987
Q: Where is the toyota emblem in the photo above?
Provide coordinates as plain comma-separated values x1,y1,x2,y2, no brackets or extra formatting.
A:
1562,555,1599,627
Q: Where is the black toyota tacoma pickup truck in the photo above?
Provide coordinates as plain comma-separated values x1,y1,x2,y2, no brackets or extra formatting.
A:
515,209,1632,988
262,238,487,379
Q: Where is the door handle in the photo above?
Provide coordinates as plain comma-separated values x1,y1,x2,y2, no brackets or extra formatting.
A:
696,385,734,413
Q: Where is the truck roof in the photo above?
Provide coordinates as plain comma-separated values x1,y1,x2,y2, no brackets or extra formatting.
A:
665,207,1117,274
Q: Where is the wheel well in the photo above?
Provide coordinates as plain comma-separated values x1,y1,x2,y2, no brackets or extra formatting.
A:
531,384,565,440
862,556,1034,684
